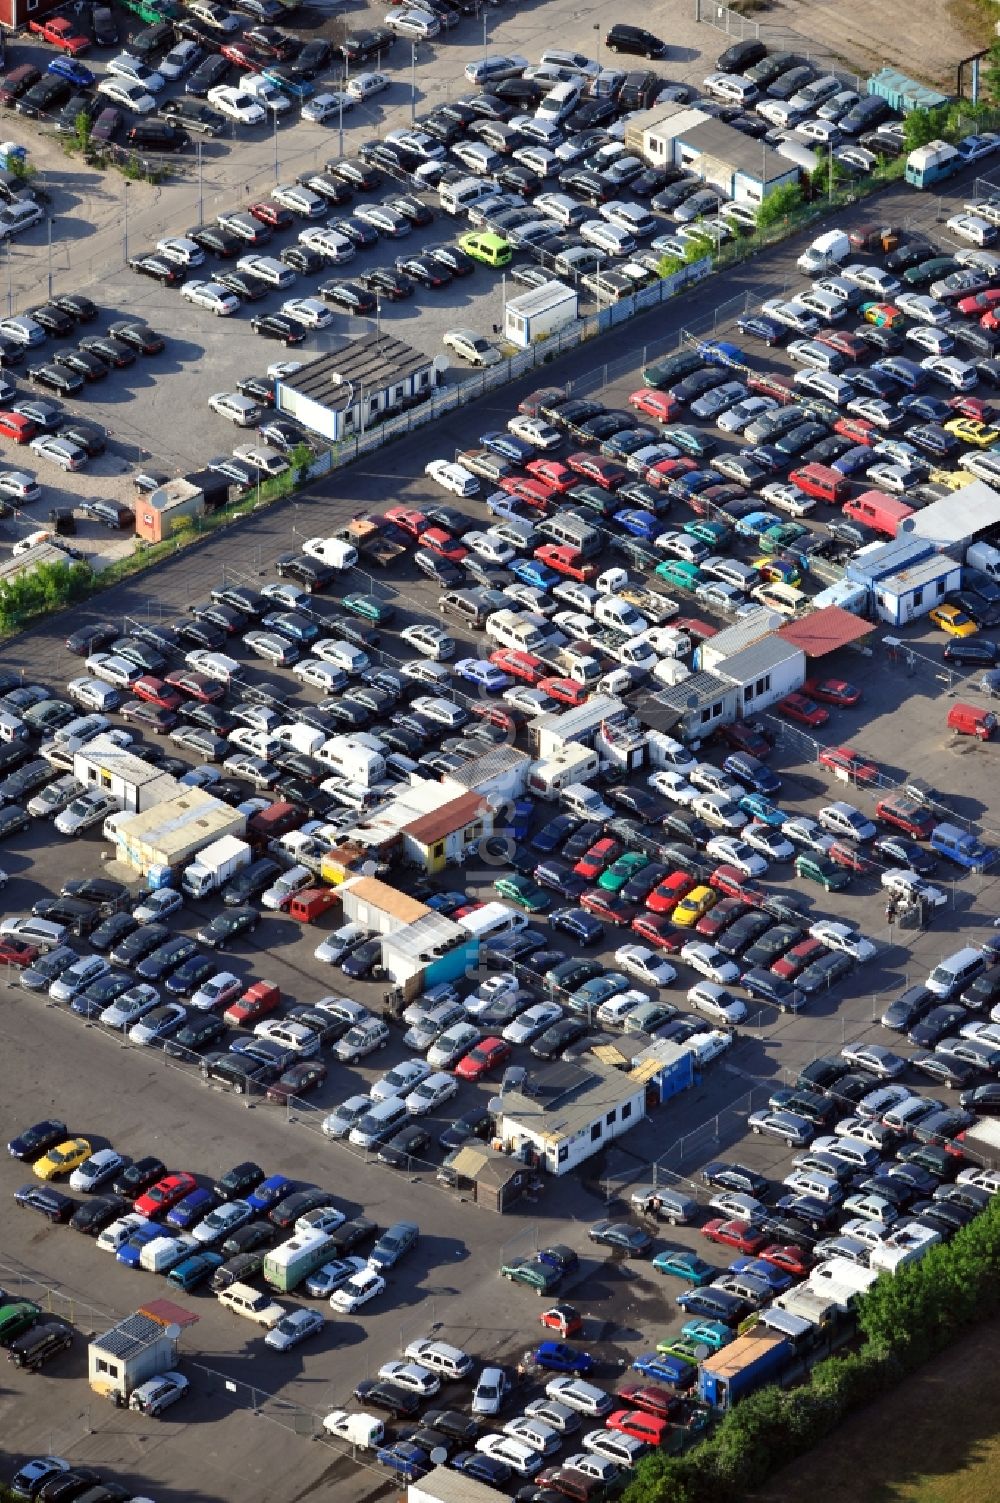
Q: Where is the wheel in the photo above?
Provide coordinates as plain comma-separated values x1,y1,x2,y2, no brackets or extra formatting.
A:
786,1138,797,1147
233,1083,244,1095
751,1124,762,1135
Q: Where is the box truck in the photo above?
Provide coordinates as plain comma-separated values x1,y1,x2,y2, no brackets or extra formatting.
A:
958,1117,1000,1165
697,1332,791,1407
263,1230,338,1292
904,140,961,188
182,835,252,899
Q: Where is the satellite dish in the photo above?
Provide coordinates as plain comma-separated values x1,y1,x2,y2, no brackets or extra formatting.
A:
163,1324,181,1341
430,1448,449,1466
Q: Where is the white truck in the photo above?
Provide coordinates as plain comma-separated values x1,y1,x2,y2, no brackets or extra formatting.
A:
596,568,679,623
869,1224,941,1274
796,229,850,275
527,743,600,797
959,1117,1000,1165
302,535,359,570
323,1411,385,1449
967,540,1000,582
181,835,252,900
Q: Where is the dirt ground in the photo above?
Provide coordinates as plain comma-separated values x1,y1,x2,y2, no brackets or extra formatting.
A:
748,1318,1000,1503
753,0,988,88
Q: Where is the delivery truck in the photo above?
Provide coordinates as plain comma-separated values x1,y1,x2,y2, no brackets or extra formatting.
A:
958,1117,1000,1166
904,140,961,189
262,1230,338,1292
323,1411,385,1449
697,1332,791,1407
182,835,252,899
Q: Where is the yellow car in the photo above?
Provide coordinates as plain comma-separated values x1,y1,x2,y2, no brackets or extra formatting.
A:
929,605,977,638
672,885,718,928
943,418,1000,448
34,1137,91,1181
928,468,975,490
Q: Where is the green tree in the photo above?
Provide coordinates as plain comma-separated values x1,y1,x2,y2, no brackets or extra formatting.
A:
656,253,685,277
902,104,949,150
754,182,803,228
72,108,92,154
289,441,313,486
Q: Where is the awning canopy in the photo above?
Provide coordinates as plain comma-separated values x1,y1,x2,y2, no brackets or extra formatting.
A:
776,605,874,657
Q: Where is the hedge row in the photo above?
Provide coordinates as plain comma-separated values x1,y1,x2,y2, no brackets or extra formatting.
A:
622,1194,1000,1503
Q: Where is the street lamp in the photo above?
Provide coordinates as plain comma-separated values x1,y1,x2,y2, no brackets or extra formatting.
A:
122,182,130,264
593,22,601,70
411,40,417,125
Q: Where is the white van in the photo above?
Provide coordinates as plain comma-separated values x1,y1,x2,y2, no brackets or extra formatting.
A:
217,1281,285,1327
349,1098,408,1148
314,640,369,676
536,80,582,124
455,900,527,940
404,1337,474,1379
439,176,501,216
271,723,324,757
926,945,985,998
580,219,635,257
561,782,614,820
0,707,29,743
793,370,854,405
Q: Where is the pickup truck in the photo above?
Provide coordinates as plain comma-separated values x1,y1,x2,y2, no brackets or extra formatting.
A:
28,17,90,52
620,584,679,624
334,518,405,568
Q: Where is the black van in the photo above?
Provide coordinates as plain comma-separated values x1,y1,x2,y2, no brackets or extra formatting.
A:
605,23,667,58
8,1321,73,1370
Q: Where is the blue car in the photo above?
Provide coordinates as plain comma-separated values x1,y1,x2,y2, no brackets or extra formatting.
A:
675,468,720,493
451,1453,512,1485
531,814,578,853
166,1187,219,1230
736,314,787,347
168,1250,224,1291
376,1442,428,1481
261,66,313,98
732,510,780,538
509,798,535,842
898,393,951,422
550,906,604,945
728,1255,794,1294
454,658,511,692
723,754,781,797
425,890,467,915
246,1174,296,1215
632,1351,697,1388
509,559,559,591
480,430,534,464
116,1223,161,1267
47,56,95,86
531,1341,593,1375
617,508,661,541
832,444,876,477
737,792,787,827
740,444,787,475
695,338,745,368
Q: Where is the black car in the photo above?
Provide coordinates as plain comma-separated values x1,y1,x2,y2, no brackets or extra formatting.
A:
235,376,274,408
159,97,225,136
112,1155,166,1198
608,24,667,58
91,5,119,44
588,1219,654,1256
339,25,395,64
90,911,138,953
281,243,326,275
378,1124,431,1168
79,335,135,369
7,1118,68,1160
198,907,260,948
438,1105,494,1151
186,53,230,95
129,251,186,285
14,1184,76,1222
126,121,190,153
62,876,128,907
214,1160,265,1200
65,619,117,655
70,1193,128,1234
27,303,74,337
270,1187,340,1229
218,270,271,303
354,1380,421,1419
53,348,107,382
701,1160,770,1197
163,1011,227,1054
360,266,414,300
189,223,242,257
135,935,203,982
28,365,83,397
341,937,383,978
221,1219,278,1256
250,313,306,346
943,637,998,666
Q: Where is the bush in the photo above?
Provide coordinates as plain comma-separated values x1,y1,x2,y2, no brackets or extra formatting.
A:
754,182,804,228
0,558,91,630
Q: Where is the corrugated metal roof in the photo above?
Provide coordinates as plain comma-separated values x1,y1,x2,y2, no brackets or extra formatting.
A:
507,279,576,316
715,635,803,684
413,1464,512,1503
403,791,488,845
776,606,874,657
532,694,624,742
700,609,783,662
879,555,961,593
900,479,1000,547
442,746,529,790
382,911,467,962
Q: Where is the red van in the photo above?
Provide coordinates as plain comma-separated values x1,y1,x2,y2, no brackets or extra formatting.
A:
247,800,302,847
842,490,914,538
787,463,849,504
947,703,997,740
534,543,597,582
288,888,339,923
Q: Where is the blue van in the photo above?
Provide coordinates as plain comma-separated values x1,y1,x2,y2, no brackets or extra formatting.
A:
724,752,782,796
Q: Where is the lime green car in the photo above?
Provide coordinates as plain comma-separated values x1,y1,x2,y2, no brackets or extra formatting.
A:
494,875,550,913
655,1336,702,1364
598,851,649,893
655,559,701,592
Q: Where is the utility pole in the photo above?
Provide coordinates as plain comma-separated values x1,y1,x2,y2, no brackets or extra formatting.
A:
197,139,203,224
46,216,52,299
411,41,417,124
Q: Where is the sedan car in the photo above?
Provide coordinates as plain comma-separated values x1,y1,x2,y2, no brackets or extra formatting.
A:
587,1220,653,1256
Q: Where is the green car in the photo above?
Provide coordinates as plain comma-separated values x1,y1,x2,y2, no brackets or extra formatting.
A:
683,519,731,549
661,424,717,458
757,521,809,555
598,851,649,893
656,559,701,592
494,875,550,912
652,1249,715,1284
0,1301,41,1344
500,1257,562,1293
794,853,851,891
340,592,395,624
655,1336,702,1364
681,1317,732,1351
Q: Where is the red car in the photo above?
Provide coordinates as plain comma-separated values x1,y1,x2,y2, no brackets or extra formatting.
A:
708,866,764,905
804,678,861,707
815,331,869,361
0,937,39,967
0,411,36,443
489,648,543,684
715,721,772,759
454,1036,511,1081
701,1218,767,1254
629,388,680,423
832,416,875,446
132,675,183,711
776,693,829,728
384,506,428,537
647,455,697,488
646,871,694,914
827,838,876,875
526,458,575,492
630,913,684,950
249,201,294,230
221,40,263,68
947,394,994,421
540,1304,582,1337
672,616,716,642
695,897,749,939
539,675,588,707
224,980,281,1026
874,794,936,839
574,838,621,880
566,453,628,490
606,1409,669,1445
164,670,225,704
535,544,595,583
771,937,825,980
818,745,879,784
759,1243,812,1278
616,1382,678,1420
956,290,1000,315
579,889,634,925
421,527,468,562
133,1171,198,1218
501,475,554,509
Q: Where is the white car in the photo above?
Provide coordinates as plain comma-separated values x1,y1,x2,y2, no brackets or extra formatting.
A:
181,280,240,316
947,211,996,246
691,793,747,831
841,263,901,295
190,971,242,1011
760,481,814,516
705,836,767,877
191,1198,253,1244
264,1308,325,1351
688,763,739,797
0,471,40,502
647,769,697,804
474,1434,541,1477
254,1020,320,1055
97,78,156,112
544,1376,613,1416
841,1042,906,1079
69,1148,125,1192
128,1372,189,1417
716,396,778,434
443,327,503,366
425,458,479,497
680,941,740,985
107,52,165,90
462,530,516,565
296,1206,346,1236
782,816,835,853
273,183,323,217
298,226,355,263
742,823,795,861
281,297,333,329
472,1366,511,1415
314,923,368,964
614,944,677,988
405,1070,459,1115
808,920,877,963
921,354,979,391
30,436,85,472
895,290,951,326
503,1001,562,1044
687,981,747,1025
132,888,184,924
378,1360,441,1396
507,415,562,450
400,622,455,660
370,1058,432,1101
345,69,391,100
817,802,877,842
301,91,354,123
292,659,345,694
385,7,441,38
159,40,202,79
330,1267,385,1311
207,85,266,125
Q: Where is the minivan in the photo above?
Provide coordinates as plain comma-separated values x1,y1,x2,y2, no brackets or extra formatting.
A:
793,369,854,405
536,80,582,124
348,1097,408,1148
439,176,501,216
217,1280,284,1326
842,490,914,537
6,1321,72,1370
926,945,985,999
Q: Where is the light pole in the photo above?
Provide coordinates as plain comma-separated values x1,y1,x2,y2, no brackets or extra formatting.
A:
273,109,279,183
197,139,203,224
46,216,52,299
338,90,344,160
410,41,416,124
593,22,601,70
122,182,130,264
482,5,488,65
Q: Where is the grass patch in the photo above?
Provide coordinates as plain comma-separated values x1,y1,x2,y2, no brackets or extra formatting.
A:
747,1316,1000,1503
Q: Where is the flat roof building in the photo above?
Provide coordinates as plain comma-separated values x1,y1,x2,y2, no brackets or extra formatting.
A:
498,1059,647,1176
275,333,440,442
